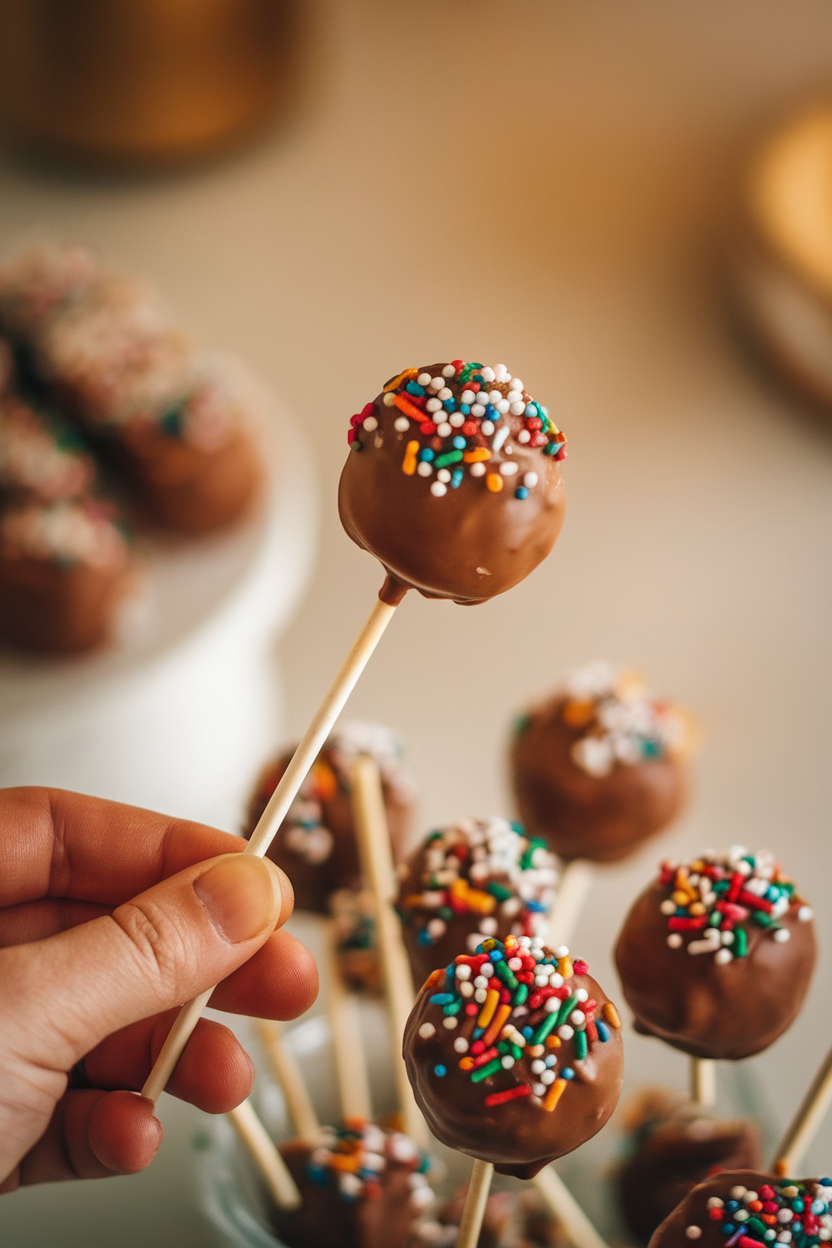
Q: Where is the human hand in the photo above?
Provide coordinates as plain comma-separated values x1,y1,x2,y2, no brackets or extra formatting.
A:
0,787,317,1192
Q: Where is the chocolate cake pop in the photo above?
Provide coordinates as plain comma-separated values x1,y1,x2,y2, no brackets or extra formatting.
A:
414,1185,564,1247
243,721,417,914
395,817,558,988
511,662,692,863
647,1171,832,1248
329,887,381,995
338,362,567,605
403,935,624,1179
0,389,95,504
615,848,816,1060
616,1088,763,1244
271,1118,435,1248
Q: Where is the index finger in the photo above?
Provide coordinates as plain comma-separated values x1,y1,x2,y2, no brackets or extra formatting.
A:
0,787,247,908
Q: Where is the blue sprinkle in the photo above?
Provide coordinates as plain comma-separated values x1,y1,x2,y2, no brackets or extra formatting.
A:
460,403,470,415
515,486,529,500
472,374,484,384
451,469,463,489
561,1067,575,1080
725,1202,740,1214
526,899,546,912
419,448,435,462
641,738,661,757
417,930,433,946
822,1179,832,1186
442,399,456,411
522,1026,534,1039
434,1065,447,1077
525,403,538,417
406,381,426,396
792,1201,804,1213
490,950,503,961
473,1027,484,1040
485,405,497,418
452,436,466,450
812,1201,826,1215
429,993,453,1005
721,1224,736,1237
544,1055,557,1068
539,404,549,417
596,1020,610,1042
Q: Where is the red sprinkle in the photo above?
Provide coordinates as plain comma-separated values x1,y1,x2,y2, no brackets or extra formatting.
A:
668,916,709,930
420,421,437,435
360,402,375,418
465,1004,478,1016
471,1041,485,1055
484,1085,532,1108
471,1046,499,1069
573,960,589,975
461,421,478,436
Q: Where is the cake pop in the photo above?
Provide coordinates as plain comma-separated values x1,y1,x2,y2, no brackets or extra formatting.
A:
0,390,95,504
395,817,558,988
403,935,624,1179
616,1089,763,1244
338,361,567,605
329,887,381,994
243,721,417,914
647,1171,832,1248
271,1119,435,1248
414,1185,564,1247
615,848,816,1060
511,662,692,863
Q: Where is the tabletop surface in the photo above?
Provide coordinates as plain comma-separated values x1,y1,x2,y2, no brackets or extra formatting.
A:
1,1,832,1243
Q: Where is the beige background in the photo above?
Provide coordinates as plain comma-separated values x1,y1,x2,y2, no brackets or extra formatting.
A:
1,0,832,1242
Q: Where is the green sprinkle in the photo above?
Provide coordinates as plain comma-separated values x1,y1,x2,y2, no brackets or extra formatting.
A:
485,882,513,902
530,1012,560,1047
443,999,462,1016
573,1030,588,1061
470,1059,502,1083
734,926,748,957
435,450,464,468
555,994,578,1027
513,984,528,1007
495,961,519,992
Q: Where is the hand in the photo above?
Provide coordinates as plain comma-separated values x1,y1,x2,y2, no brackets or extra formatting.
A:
0,787,317,1192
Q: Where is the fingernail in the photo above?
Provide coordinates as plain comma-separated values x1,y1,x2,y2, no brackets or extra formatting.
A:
194,854,282,943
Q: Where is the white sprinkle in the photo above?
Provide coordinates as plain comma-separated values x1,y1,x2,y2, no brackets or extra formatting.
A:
454,1036,469,1053
799,905,814,921
456,964,472,980
480,917,498,935
480,964,494,978
426,397,442,413
511,378,524,391
555,946,569,957
501,1055,515,1069
507,389,524,403
442,364,456,377
532,1082,546,1097
714,947,733,965
442,1016,458,1029
509,402,526,416
660,899,677,915
730,1187,748,1200
429,376,444,391
383,392,396,406
736,1211,749,1223
492,426,510,453
460,390,476,404
437,422,452,437
481,367,496,383
523,472,538,488
574,988,588,1002
778,1212,794,1224
570,1010,586,1026
707,1199,725,1209
474,987,487,1002
500,461,519,476
471,403,486,418
540,1069,556,1085
394,416,410,432
449,412,465,427
773,928,791,943
471,462,486,477
557,1025,574,1040
531,1059,545,1074
438,387,453,401
362,415,378,431
667,933,683,948
417,462,433,477
517,429,531,443
487,389,502,405
507,957,523,971
417,372,432,386
418,1023,436,1039
481,419,495,435
430,482,447,497
494,364,509,381
496,399,510,414
437,468,451,483
744,1193,758,1205
427,918,446,937
685,1227,702,1240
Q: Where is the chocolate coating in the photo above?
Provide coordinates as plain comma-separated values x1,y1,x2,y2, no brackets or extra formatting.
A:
512,669,690,864
338,362,566,604
616,1090,762,1244
615,857,816,1060
415,1185,561,1247
403,939,624,1179
647,1172,831,1248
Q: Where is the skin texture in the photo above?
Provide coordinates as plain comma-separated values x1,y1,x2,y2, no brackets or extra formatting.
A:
244,746,414,914
614,880,816,1060
647,1171,807,1248
338,363,566,604
272,1139,425,1248
0,787,318,1192
0,549,132,654
511,696,689,864
404,968,624,1179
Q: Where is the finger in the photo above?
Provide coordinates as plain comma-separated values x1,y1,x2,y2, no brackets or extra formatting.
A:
0,787,249,908
83,1013,254,1113
208,929,319,1018
4,853,290,1074
13,1091,163,1187
0,899,113,946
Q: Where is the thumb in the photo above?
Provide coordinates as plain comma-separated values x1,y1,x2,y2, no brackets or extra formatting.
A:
2,852,289,1073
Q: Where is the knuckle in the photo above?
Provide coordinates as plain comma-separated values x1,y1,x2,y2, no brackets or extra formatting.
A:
111,901,190,997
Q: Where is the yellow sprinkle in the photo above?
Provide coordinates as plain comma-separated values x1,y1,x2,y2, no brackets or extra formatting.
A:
477,988,500,1030
383,368,418,392
463,448,491,463
688,902,706,916
544,1077,568,1113
402,439,419,476
486,473,503,492
557,956,573,979
671,890,691,907
483,1003,513,1048
604,1002,621,1029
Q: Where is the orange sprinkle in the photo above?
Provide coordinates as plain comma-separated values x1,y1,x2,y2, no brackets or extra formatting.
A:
545,1035,562,1049
604,1002,621,1029
394,394,425,422
459,1057,474,1071
483,1003,513,1048
330,1153,360,1173
557,956,573,979
486,473,503,492
402,439,419,476
463,448,491,463
313,758,338,801
477,988,500,1030
562,699,595,728
383,368,418,392
424,969,444,990
544,1077,568,1113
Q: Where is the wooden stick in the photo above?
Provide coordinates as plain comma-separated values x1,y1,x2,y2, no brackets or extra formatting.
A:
323,917,373,1122
457,1159,494,1248
547,860,594,949
140,595,399,1104
773,1041,832,1176
255,1019,321,1144
533,1164,610,1248
690,1057,717,1108
227,1099,302,1211
350,753,427,1147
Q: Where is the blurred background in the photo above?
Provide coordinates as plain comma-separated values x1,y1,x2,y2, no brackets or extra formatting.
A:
1,0,832,1244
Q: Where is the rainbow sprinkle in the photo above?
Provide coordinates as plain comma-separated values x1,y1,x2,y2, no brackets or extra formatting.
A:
684,1177,832,1244
306,1119,434,1206
658,848,813,963
347,361,566,500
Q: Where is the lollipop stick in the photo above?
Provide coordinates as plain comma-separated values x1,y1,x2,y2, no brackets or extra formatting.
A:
323,918,373,1121
227,1099,302,1211
548,861,594,947
772,1040,832,1176
141,593,399,1104
458,1159,495,1248
690,1057,716,1107
534,1164,610,1248
256,1019,321,1144
350,753,426,1147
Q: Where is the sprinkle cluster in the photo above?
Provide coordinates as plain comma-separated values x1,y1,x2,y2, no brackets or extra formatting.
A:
555,661,689,778
685,1178,832,1245
397,817,558,952
418,936,620,1113
306,1119,434,1207
348,361,566,500
0,498,128,569
659,848,813,963
0,395,94,502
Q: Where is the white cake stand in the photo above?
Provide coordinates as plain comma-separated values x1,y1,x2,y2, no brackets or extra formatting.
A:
0,374,318,832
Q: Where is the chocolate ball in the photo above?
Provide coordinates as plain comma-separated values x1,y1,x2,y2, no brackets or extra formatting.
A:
647,1172,832,1248
243,721,416,914
511,662,691,863
338,362,567,605
395,817,558,990
615,848,816,1060
403,936,624,1179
